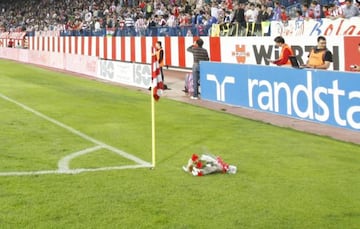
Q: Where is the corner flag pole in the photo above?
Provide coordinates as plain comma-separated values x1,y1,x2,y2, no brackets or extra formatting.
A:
151,84,156,168
150,45,163,168
151,47,156,168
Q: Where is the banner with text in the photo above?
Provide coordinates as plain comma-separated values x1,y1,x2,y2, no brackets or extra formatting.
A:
200,62,360,131
270,17,360,37
97,59,152,88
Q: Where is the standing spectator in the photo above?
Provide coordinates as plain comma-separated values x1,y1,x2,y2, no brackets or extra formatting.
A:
245,3,258,36
272,1,282,21
255,4,271,36
254,4,267,36
135,15,147,36
280,6,289,24
172,4,180,18
157,14,167,36
184,1,192,14
145,1,153,19
322,5,331,18
258,4,270,22
225,0,233,11
305,36,333,70
117,16,126,36
342,0,359,18
266,6,274,20
203,12,217,35
147,15,157,36
310,1,321,19
328,3,343,19
268,36,294,66
187,38,209,100
302,3,311,19
179,12,190,35
124,13,135,36
139,0,146,12
154,41,166,85
210,2,219,20
166,13,178,36
231,2,246,36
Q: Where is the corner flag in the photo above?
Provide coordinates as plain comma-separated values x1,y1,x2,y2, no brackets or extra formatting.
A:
152,47,163,101
151,46,164,168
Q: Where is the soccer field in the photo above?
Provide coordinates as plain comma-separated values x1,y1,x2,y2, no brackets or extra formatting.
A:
0,59,359,228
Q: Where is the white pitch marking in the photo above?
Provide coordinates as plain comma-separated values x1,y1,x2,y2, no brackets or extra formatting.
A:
0,92,151,167
62,164,151,174
0,164,151,177
58,145,104,171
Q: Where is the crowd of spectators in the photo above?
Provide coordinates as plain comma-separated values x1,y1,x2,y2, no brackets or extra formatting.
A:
0,0,359,37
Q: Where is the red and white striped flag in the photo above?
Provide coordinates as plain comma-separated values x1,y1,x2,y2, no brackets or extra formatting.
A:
152,47,163,101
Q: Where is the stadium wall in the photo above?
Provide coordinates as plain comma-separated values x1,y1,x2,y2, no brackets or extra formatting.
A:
0,35,359,71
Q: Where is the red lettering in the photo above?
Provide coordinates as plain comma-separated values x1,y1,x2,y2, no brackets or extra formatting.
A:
324,24,333,36
344,25,356,35
336,19,344,35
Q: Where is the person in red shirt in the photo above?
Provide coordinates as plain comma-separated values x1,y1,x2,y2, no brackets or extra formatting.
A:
139,0,146,10
268,36,294,66
8,39,14,48
280,6,289,23
322,5,331,18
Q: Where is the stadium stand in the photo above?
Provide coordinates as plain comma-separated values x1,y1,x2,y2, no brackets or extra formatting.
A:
0,0,358,37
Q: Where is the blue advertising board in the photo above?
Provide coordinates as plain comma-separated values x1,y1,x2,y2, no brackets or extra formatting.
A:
200,62,360,131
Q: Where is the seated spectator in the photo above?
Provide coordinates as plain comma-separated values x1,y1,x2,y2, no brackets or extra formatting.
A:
295,10,304,20
310,1,321,19
1,0,358,38
328,3,343,19
322,5,331,18
342,0,359,18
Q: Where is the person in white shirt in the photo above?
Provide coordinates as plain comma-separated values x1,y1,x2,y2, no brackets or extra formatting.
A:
94,18,101,32
210,2,219,19
245,2,258,36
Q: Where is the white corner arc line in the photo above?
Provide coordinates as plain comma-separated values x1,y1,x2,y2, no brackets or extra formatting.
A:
0,92,151,167
58,146,104,171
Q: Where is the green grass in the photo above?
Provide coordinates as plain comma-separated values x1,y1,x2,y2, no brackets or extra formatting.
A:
0,59,359,228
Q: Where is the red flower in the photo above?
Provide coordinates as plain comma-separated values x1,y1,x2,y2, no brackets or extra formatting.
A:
196,161,203,169
191,154,199,162
198,171,203,176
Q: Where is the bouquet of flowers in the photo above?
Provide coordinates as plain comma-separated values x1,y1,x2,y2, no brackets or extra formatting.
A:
182,153,237,176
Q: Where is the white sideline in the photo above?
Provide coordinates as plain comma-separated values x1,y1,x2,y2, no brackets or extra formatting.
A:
0,92,152,176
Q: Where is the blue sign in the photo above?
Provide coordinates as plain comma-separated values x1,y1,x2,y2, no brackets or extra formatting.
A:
200,62,360,131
